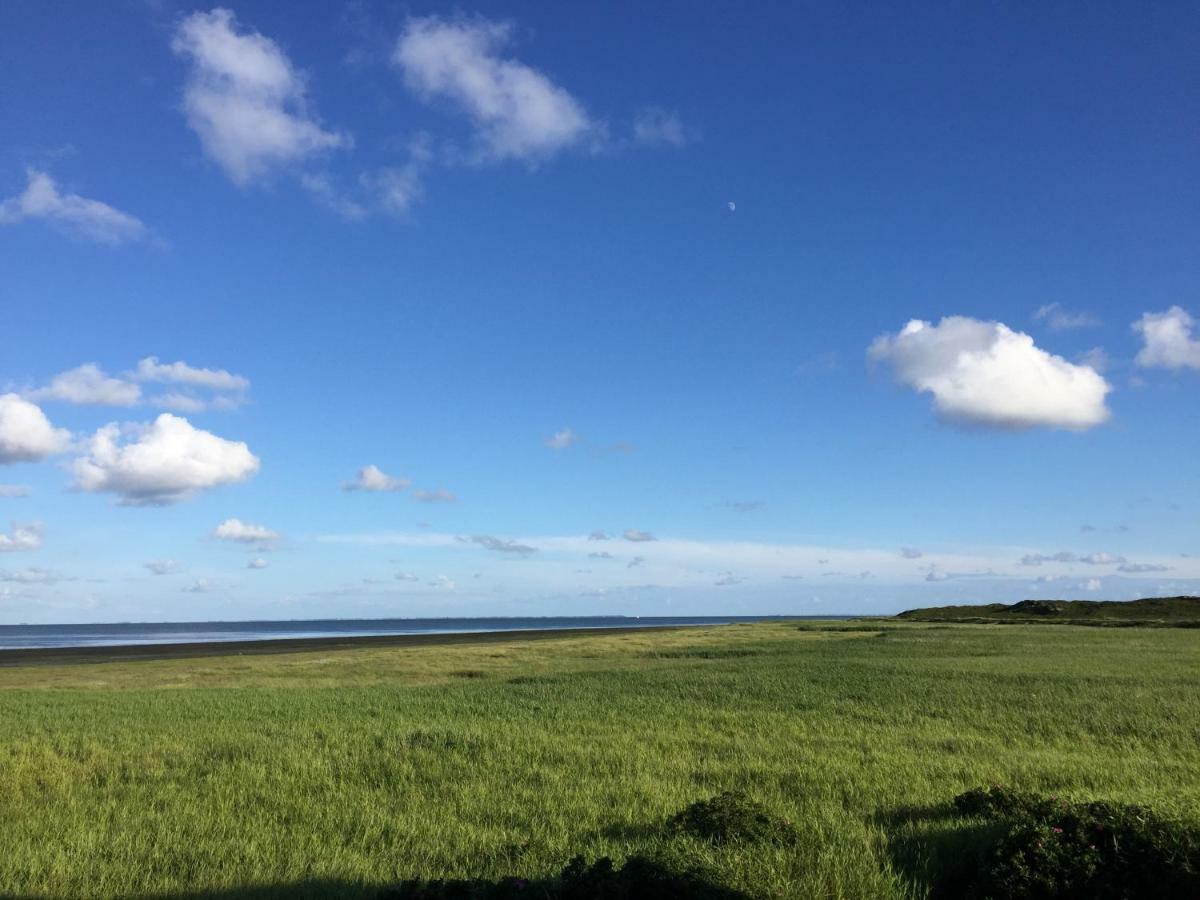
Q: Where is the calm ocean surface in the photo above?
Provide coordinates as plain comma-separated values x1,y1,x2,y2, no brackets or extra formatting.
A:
0,616,844,650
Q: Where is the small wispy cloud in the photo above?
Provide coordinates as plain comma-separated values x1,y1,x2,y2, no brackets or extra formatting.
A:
721,500,764,513
0,169,148,245
392,16,594,164
172,9,349,186
1033,303,1100,331
623,528,656,542
27,364,141,406
0,567,68,584
467,534,537,556
414,488,456,503
22,357,249,413
1116,562,1169,574
545,426,580,450
144,559,180,576
632,107,688,148
1020,551,1124,566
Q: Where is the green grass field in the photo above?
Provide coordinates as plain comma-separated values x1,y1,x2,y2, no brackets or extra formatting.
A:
1,621,1198,898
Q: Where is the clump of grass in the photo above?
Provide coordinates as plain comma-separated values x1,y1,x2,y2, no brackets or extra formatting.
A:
666,791,795,845
648,648,764,660
405,730,480,753
507,674,555,685
952,786,1200,898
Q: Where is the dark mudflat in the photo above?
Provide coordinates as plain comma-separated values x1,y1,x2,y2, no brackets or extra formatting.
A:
0,624,692,668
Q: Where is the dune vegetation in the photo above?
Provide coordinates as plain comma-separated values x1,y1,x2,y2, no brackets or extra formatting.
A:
896,595,1200,626
0,621,1198,898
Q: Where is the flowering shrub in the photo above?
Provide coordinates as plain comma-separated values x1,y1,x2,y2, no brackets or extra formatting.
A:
952,786,1200,898
665,791,796,845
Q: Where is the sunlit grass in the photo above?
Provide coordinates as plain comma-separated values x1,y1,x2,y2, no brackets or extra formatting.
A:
0,622,1197,898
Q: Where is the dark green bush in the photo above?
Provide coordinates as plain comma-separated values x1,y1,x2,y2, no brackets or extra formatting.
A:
953,784,1044,819
665,791,795,845
559,855,748,899
950,787,1200,898
379,855,747,899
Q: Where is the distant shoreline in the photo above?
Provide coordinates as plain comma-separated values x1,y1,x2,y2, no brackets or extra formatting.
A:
0,622,750,667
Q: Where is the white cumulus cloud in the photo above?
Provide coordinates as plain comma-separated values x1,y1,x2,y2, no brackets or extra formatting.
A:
173,8,349,186
1134,306,1200,371
71,414,259,505
0,395,71,464
0,169,147,245
212,518,279,543
0,522,43,553
144,559,180,575
342,464,410,492
393,16,593,163
869,316,1111,430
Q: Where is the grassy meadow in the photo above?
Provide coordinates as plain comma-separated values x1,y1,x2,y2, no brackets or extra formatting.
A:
0,621,1198,898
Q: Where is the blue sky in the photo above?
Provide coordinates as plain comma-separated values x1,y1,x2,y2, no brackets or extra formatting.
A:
1,1,1198,622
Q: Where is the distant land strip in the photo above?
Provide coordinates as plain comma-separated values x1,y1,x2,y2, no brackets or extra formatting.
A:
896,596,1200,626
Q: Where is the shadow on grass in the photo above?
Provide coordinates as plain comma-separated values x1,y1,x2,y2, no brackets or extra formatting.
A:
29,856,750,900
0,882,377,900
877,802,1003,899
